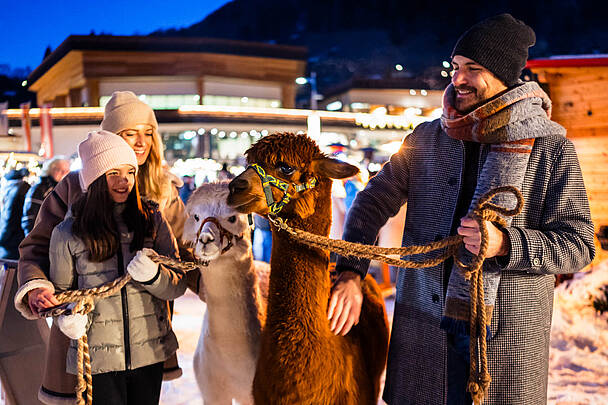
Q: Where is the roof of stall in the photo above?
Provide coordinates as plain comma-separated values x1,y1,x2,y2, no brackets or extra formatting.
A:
527,54,608,68
28,35,308,84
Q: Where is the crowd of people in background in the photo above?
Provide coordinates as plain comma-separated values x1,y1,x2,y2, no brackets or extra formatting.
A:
22,157,71,236
0,166,31,259
0,142,369,268
0,157,71,259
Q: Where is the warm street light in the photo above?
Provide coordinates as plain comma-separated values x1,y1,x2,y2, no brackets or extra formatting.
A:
326,100,342,111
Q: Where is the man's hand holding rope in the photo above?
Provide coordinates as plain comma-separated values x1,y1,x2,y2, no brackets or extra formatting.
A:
328,216,512,337
458,217,510,258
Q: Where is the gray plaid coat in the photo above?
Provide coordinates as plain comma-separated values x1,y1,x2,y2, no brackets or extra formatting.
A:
336,120,595,405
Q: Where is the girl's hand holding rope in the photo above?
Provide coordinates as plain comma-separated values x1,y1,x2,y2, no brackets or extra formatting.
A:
57,305,88,339
28,287,59,314
127,248,160,282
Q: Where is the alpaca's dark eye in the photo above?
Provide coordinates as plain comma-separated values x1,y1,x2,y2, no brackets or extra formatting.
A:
228,215,237,223
277,162,295,176
194,214,200,222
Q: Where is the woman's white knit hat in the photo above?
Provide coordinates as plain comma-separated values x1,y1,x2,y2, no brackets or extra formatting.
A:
100,91,158,134
78,130,138,191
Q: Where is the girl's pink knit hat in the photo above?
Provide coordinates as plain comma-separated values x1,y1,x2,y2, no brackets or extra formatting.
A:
78,130,138,191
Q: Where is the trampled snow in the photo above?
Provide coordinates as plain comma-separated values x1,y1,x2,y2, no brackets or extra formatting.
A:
161,260,608,404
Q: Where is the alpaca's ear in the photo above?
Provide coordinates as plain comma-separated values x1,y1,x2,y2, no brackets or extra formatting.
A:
311,157,359,180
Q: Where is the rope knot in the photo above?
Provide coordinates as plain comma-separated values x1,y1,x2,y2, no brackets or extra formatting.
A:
72,296,95,316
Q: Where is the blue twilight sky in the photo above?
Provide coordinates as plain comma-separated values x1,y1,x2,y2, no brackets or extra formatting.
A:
0,0,230,73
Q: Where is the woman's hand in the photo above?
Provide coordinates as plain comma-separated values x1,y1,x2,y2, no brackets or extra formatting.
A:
27,287,60,315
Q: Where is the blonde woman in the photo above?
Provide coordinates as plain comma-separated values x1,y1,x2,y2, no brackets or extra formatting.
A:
15,91,187,404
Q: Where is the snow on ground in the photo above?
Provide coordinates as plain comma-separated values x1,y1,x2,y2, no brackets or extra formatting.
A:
161,261,608,404
548,260,608,405
160,290,205,405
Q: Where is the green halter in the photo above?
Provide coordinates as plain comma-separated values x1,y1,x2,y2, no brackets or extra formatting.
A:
248,163,317,215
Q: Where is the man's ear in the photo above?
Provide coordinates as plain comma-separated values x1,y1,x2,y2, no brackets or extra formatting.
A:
311,157,359,180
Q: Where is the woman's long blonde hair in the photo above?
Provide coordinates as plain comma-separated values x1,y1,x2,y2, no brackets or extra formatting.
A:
120,128,169,204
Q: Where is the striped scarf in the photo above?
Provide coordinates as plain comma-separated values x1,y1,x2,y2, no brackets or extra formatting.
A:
439,81,565,337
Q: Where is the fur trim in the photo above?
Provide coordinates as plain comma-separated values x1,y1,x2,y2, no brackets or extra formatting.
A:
166,170,184,188
151,169,179,211
14,278,55,320
38,387,77,405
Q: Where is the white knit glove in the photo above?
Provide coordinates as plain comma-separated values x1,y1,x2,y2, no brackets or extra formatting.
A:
57,305,88,340
127,248,159,283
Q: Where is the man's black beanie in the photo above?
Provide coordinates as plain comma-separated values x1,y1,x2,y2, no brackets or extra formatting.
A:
451,13,536,87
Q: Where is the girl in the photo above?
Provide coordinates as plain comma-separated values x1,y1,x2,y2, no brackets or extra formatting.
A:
51,131,186,404
15,91,188,404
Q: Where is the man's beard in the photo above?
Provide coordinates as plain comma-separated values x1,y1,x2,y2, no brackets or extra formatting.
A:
454,85,488,114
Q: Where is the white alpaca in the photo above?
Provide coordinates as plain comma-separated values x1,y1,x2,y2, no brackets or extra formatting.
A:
182,182,268,405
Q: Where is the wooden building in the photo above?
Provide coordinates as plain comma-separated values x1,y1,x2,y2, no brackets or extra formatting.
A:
320,77,444,114
27,35,307,109
528,55,608,260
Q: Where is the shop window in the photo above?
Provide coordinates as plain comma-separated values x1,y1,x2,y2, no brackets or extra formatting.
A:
99,94,200,110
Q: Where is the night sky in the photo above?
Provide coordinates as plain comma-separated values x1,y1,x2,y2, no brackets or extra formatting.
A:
0,0,230,72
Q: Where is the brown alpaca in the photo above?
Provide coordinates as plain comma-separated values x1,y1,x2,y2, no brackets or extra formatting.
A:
227,133,389,405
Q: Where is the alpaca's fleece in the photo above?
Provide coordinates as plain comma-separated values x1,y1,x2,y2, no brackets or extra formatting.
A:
228,133,390,405
185,182,267,405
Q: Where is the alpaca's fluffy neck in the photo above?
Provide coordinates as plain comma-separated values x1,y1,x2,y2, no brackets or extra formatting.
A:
202,242,265,344
265,180,333,339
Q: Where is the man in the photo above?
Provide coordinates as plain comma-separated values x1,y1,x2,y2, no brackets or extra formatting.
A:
328,14,595,405
0,167,30,259
178,174,195,203
21,156,70,235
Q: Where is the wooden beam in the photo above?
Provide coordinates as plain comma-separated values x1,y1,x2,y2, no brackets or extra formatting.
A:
84,79,100,107
281,82,296,109
29,51,85,106
81,51,306,83
197,77,205,105
52,94,68,108
68,87,83,107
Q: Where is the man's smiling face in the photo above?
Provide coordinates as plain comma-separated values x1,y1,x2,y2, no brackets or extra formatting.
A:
451,55,508,114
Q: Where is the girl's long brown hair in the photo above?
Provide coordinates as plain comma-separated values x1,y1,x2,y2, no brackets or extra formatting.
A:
72,175,156,262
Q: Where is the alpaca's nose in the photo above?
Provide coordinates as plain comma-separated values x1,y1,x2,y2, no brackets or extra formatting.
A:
229,177,249,194
199,232,215,246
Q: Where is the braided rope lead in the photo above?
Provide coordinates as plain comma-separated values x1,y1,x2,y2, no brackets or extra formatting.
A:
43,186,521,405
268,185,523,405
460,186,523,405
45,254,200,405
